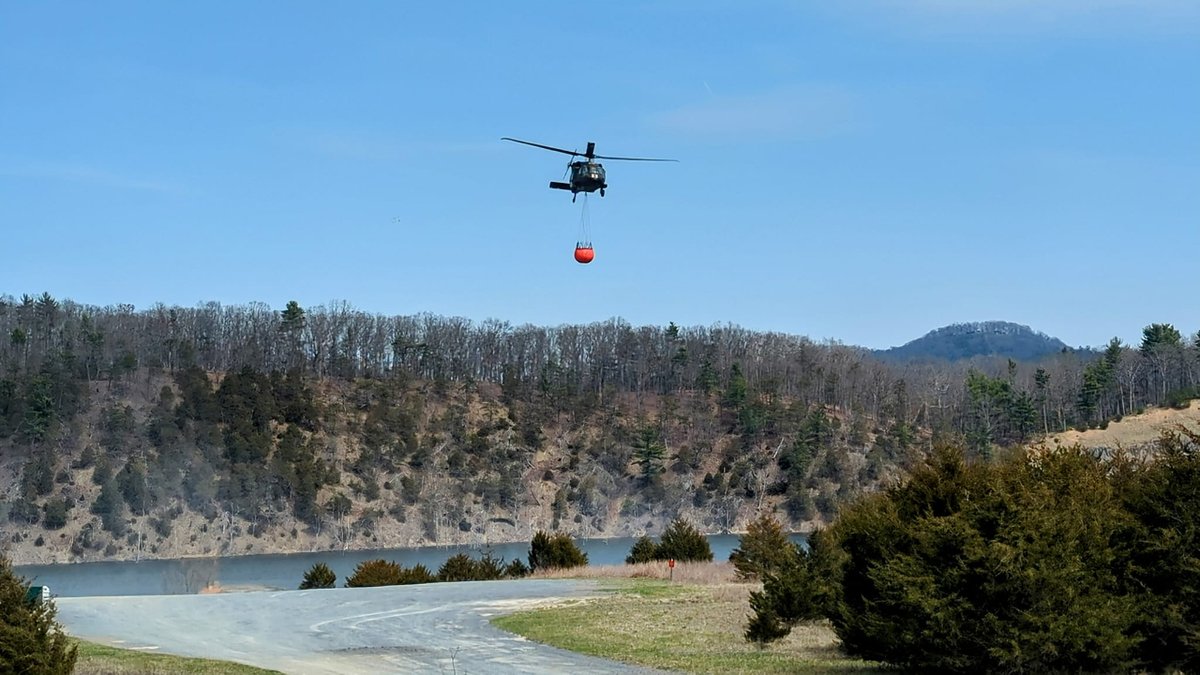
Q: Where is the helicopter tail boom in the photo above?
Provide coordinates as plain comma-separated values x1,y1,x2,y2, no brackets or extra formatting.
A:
549,181,572,191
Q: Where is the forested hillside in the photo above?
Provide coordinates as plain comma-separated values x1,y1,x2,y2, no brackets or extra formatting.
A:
0,293,1197,564
875,321,1071,362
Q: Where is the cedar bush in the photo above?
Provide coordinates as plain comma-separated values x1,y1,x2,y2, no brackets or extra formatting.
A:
437,550,507,582
299,562,336,589
437,553,479,582
528,530,587,571
0,555,77,674
729,513,794,579
625,535,658,564
624,519,712,564
1114,428,1200,672
656,518,712,562
474,549,506,580
504,559,530,578
397,563,435,585
745,531,829,643
345,559,403,587
748,443,1153,673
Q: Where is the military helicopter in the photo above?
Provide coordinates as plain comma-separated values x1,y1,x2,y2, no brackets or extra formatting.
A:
502,137,677,202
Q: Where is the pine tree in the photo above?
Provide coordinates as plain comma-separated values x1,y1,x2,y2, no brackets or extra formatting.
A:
632,427,666,485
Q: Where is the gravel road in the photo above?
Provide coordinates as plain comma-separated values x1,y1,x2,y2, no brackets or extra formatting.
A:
57,578,656,674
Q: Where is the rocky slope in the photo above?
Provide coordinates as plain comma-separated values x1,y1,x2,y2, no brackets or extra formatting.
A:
1,368,905,565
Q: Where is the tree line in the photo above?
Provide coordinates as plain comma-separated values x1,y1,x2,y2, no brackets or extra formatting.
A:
1,294,1196,445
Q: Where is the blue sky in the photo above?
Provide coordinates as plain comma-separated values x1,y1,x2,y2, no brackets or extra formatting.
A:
1,2,1196,349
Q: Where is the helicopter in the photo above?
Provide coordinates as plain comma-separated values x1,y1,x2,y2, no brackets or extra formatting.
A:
502,137,676,202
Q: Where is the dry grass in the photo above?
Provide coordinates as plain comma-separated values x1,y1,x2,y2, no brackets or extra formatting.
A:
494,575,879,673
1045,400,1200,450
531,560,740,584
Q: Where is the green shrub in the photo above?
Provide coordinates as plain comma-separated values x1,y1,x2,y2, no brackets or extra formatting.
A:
42,498,69,531
8,498,40,525
625,535,658,564
729,513,793,580
1115,428,1200,671
299,562,336,589
345,559,402,587
743,438,1200,673
474,549,506,580
817,445,1141,672
397,563,435,585
656,518,712,562
528,530,587,571
438,553,479,582
504,559,530,578
0,554,77,674
623,519,713,565
745,532,828,643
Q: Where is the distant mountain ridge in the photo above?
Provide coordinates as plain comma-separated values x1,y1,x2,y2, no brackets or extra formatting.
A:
876,321,1070,362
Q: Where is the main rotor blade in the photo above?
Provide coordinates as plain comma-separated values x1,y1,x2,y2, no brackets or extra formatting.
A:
501,137,580,157
593,154,679,162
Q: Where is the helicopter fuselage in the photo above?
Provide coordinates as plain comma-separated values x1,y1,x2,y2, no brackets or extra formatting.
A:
550,161,607,199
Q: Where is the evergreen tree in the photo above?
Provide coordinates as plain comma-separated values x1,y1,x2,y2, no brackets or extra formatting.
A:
1114,428,1200,672
19,375,55,443
631,427,666,486
819,445,1141,672
396,564,435,585
730,513,794,580
657,518,712,562
1034,367,1051,433
723,363,748,410
345,559,403,587
625,535,659,564
0,555,77,674
91,479,127,535
299,562,336,589
41,499,69,530
745,537,825,643
1141,323,1183,354
437,553,479,582
528,531,587,571
504,559,530,578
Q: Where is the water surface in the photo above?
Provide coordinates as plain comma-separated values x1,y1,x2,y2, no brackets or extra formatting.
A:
16,533,805,597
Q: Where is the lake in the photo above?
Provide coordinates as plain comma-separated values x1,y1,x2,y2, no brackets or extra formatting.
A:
14,533,806,597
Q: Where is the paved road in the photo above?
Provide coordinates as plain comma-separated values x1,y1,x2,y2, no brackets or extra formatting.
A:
57,579,655,674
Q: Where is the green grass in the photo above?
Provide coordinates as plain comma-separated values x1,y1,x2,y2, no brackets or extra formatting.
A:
74,640,281,674
493,580,881,674
599,578,693,598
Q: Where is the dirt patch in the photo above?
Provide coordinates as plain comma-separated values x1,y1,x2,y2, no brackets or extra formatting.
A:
1044,401,1200,450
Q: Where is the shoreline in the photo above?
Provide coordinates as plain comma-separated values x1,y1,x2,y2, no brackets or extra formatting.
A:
9,528,810,569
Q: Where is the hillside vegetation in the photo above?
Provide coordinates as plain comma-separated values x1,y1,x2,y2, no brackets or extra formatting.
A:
875,321,1069,362
0,294,1197,564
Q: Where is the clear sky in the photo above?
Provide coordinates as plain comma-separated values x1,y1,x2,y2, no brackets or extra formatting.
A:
2,2,1197,350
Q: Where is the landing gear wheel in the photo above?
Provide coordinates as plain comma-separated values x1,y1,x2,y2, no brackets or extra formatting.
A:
600,188,605,197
